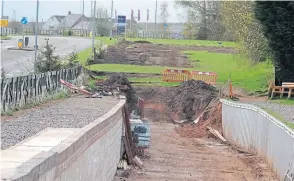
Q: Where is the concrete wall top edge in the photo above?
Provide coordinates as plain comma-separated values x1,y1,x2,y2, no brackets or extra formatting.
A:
220,99,294,138
4,99,126,181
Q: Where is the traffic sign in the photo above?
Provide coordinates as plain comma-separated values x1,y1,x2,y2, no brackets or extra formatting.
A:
117,15,126,35
0,19,8,27
21,17,28,25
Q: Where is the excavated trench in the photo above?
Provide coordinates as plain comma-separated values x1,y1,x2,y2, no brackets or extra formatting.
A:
101,75,222,137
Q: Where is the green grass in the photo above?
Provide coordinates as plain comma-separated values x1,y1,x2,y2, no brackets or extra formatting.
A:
270,98,294,105
127,38,238,48
77,37,117,65
0,36,11,40
183,50,274,93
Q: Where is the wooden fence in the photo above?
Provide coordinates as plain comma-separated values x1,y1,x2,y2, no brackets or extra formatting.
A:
1,66,84,112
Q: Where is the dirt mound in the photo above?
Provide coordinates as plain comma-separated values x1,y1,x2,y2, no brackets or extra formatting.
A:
175,99,222,138
136,80,218,122
103,41,190,67
102,74,139,114
134,40,152,44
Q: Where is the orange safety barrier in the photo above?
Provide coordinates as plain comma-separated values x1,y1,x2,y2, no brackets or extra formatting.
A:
191,71,218,85
162,69,191,82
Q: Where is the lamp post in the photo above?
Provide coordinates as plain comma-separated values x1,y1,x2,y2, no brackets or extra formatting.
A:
34,0,39,73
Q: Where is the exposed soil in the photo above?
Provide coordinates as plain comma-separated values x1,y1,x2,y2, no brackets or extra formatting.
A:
135,80,218,122
126,122,278,181
103,40,238,67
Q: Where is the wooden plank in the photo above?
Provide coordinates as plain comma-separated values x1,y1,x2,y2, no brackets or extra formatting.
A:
207,126,227,143
122,136,134,165
123,106,136,156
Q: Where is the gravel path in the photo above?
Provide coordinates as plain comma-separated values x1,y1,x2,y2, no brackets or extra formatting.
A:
1,96,119,150
241,101,294,123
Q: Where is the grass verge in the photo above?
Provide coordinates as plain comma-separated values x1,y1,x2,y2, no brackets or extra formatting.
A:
0,36,11,40
77,37,118,65
260,107,294,130
270,98,294,105
1,91,69,117
183,50,274,93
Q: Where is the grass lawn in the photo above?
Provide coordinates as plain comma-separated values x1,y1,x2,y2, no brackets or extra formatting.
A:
86,50,274,93
0,36,11,40
183,50,274,93
127,38,238,48
77,37,117,65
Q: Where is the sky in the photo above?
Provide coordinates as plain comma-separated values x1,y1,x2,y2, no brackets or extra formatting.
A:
1,0,186,23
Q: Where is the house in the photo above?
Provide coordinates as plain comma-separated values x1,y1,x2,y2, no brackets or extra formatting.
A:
42,15,65,30
6,21,45,34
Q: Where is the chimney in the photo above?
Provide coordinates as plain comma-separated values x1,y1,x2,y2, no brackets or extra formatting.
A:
68,11,71,15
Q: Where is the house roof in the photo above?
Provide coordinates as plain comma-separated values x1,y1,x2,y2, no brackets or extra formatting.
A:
57,14,84,29
53,15,66,22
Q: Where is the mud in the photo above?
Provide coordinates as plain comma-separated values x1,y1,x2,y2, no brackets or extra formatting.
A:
103,40,238,67
127,122,278,181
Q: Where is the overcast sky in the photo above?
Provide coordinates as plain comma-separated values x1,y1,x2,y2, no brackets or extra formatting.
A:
2,0,186,23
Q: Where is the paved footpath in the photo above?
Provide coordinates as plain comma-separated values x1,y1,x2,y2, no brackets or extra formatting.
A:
1,96,119,150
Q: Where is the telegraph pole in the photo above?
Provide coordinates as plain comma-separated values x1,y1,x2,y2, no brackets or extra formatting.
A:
1,0,4,36
154,0,157,34
109,0,113,40
81,0,84,35
34,0,39,73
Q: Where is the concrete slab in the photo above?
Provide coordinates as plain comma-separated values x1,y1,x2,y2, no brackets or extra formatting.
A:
1,128,79,171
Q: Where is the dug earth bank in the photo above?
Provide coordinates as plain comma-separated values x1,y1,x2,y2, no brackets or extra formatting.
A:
101,76,278,181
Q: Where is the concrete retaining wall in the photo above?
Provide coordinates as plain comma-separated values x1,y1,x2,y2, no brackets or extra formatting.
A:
2,99,125,181
221,99,294,180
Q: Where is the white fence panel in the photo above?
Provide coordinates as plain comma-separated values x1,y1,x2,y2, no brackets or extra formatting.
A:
221,99,294,180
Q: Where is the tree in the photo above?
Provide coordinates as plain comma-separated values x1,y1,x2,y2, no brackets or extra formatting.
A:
160,1,170,36
176,0,224,40
35,44,62,73
182,9,198,39
255,1,294,84
221,1,270,62
96,8,110,36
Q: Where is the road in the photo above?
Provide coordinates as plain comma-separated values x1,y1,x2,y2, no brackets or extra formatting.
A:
1,36,92,77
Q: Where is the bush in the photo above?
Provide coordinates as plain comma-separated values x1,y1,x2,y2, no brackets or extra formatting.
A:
196,27,210,40
86,47,107,66
63,30,73,36
35,44,62,73
65,50,79,68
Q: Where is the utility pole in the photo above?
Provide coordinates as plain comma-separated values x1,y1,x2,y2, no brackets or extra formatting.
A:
81,0,84,35
154,0,157,35
109,0,113,40
92,0,96,54
34,0,39,73
1,0,4,36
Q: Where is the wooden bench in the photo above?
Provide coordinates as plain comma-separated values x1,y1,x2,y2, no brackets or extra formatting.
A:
270,82,294,99
280,82,294,98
